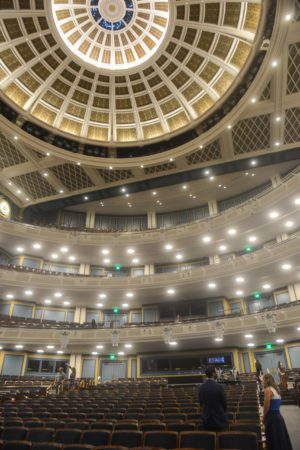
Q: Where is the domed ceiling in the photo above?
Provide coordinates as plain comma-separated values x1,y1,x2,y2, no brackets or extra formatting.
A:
0,0,262,145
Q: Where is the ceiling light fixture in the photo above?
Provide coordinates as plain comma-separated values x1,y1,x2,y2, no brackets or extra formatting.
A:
96,345,104,349
202,236,212,243
54,292,62,298
208,282,216,289
132,258,139,264
47,345,55,349
167,289,175,295
247,343,255,347
6,294,14,299
235,277,245,283
227,228,237,236
24,290,33,296
285,221,294,228
169,341,177,346
97,303,103,308
122,303,129,308
276,338,284,343
236,290,244,296
44,299,52,304
281,263,292,270
165,244,173,250
248,236,257,242
127,248,135,254
33,243,41,249
63,301,70,306
262,284,271,290
125,344,132,348
244,334,253,338
219,245,227,251
37,349,44,353
16,246,24,252
15,345,23,349
99,293,107,299
175,254,183,260
126,292,134,298
51,254,58,259
269,211,279,219
60,247,69,253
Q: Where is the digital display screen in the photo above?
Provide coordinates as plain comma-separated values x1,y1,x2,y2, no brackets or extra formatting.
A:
207,357,225,364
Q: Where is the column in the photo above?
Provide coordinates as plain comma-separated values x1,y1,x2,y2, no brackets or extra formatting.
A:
147,211,157,229
144,264,155,275
79,264,90,275
85,211,95,228
74,307,81,323
288,283,298,301
223,298,231,315
79,307,86,324
208,200,218,216
69,354,82,378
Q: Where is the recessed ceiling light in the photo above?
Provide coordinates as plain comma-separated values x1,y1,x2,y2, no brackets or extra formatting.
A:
125,344,132,348
271,60,278,67
167,289,175,295
84,196,88,201
37,349,44,353
15,344,23,349
97,303,103,308
46,152,50,156
16,246,24,252
269,211,279,219
236,290,244,296
175,254,183,260
140,165,144,168
208,282,216,289
132,258,139,264
227,125,232,129
251,98,257,104
215,338,223,342
281,263,292,270
77,162,81,166
219,245,227,251
68,256,76,261
17,190,21,194
152,191,157,196
126,292,134,298
227,228,237,235
96,345,104,349
202,236,211,243
297,327,300,331
275,116,281,122
43,172,48,177
262,284,271,290
244,334,253,338
44,299,52,304
109,166,113,170
169,158,174,162
235,277,245,283
169,341,177,346
209,176,215,181
6,294,14,299
250,160,257,166
276,338,284,343
24,290,33,296
121,188,126,193
247,343,255,347
275,141,280,146
59,190,64,194
125,193,130,198
47,345,55,349
57,350,63,354
99,293,107,299
245,172,249,176
118,351,125,355
192,195,196,199
60,247,69,253
204,170,210,175
14,136,18,140
165,244,173,250
0,346,3,350
285,221,294,228
285,13,292,21
91,352,98,355
127,248,135,254
101,249,110,255
248,236,257,242
51,254,58,259
63,301,70,306
294,198,300,205
182,185,187,190
122,303,129,308
103,259,110,264
54,292,62,298
33,243,41,249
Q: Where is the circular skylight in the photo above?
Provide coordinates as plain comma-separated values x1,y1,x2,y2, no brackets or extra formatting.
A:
52,0,170,70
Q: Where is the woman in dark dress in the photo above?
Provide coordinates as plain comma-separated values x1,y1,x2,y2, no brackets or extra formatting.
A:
263,373,293,450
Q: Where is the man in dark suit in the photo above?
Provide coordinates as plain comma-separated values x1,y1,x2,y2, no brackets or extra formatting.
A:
199,366,228,431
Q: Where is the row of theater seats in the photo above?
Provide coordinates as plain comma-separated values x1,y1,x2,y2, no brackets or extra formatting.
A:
0,428,260,450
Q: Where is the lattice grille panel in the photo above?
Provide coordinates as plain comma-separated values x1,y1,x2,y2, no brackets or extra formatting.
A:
295,0,300,21
259,81,271,101
186,140,221,165
51,164,94,191
0,131,27,168
287,42,300,94
232,114,270,154
98,169,134,183
144,162,177,174
284,107,300,144
12,171,57,199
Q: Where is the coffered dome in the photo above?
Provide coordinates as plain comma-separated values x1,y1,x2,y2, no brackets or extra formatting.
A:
0,1,263,145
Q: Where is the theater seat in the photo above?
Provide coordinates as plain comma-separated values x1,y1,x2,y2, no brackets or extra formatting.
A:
28,427,55,442
218,431,258,450
111,431,143,448
143,431,178,449
2,427,29,441
180,431,216,450
1,441,31,450
81,430,110,446
55,429,81,444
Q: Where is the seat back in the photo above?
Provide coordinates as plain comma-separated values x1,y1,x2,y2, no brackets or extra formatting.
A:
143,431,178,449
55,429,82,444
2,441,31,450
111,430,143,448
28,427,55,442
218,431,258,450
180,431,216,450
81,430,110,446
3,427,29,441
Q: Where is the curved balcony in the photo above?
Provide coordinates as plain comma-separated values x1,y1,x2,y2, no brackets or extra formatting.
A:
0,230,299,290
0,299,298,349
1,165,300,247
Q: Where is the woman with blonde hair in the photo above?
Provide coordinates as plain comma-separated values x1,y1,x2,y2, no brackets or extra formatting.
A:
263,373,293,450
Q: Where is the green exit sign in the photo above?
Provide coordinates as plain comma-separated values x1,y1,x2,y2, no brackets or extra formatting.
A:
265,343,273,350
115,264,122,271
110,354,116,360
113,307,119,314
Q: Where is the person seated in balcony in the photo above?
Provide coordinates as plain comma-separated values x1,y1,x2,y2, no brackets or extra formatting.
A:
278,361,288,389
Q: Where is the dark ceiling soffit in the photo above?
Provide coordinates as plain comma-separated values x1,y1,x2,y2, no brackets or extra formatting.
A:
26,147,300,213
